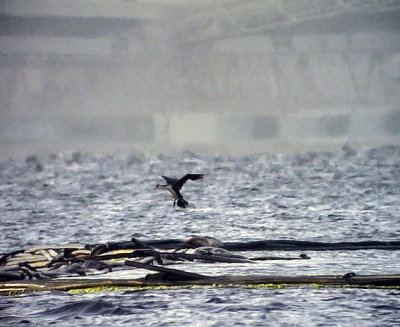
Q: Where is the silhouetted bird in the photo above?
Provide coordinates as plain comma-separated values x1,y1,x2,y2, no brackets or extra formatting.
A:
155,174,204,208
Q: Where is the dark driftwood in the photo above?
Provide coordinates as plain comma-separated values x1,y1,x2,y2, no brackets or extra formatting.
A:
2,273,400,295
2,251,400,295
220,240,400,251
108,239,400,251
250,254,310,261
1,237,400,292
184,274,400,287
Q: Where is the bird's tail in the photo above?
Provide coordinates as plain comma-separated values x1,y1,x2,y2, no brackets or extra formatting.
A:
177,198,189,208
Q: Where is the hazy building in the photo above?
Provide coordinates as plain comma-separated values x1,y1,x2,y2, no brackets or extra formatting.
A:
0,0,399,158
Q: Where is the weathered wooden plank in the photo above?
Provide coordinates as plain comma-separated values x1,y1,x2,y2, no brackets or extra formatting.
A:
24,245,84,254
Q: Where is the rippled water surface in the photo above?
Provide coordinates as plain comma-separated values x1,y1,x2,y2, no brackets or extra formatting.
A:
1,146,400,326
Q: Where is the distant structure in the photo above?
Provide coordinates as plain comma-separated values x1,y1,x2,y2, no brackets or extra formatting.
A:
0,0,399,158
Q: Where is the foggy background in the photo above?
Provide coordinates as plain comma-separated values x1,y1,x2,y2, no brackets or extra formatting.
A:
0,0,399,159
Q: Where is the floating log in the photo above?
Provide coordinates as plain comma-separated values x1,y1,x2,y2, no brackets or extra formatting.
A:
220,240,400,251
2,272,400,295
98,239,400,252
185,274,400,288
251,254,310,261
2,237,400,294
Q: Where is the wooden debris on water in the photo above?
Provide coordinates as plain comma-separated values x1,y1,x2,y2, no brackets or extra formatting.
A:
1,236,400,295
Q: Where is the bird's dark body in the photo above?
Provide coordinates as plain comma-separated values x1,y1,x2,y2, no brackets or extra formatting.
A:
155,174,204,208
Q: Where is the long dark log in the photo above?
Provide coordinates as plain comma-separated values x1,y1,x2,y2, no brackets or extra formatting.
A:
183,274,400,287
2,273,400,295
222,240,400,251
132,239,400,251
250,254,310,261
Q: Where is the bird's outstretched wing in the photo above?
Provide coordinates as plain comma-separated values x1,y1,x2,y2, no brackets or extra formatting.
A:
176,174,204,189
161,176,178,184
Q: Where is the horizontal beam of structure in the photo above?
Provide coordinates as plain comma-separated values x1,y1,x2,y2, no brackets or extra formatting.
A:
0,0,161,19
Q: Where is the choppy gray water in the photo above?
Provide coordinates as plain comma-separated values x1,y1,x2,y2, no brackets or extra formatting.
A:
1,145,400,326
